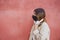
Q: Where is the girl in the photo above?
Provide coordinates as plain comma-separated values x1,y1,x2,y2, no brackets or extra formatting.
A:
29,8,50,40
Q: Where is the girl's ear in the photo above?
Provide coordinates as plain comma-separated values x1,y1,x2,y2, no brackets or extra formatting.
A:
32,15,38,21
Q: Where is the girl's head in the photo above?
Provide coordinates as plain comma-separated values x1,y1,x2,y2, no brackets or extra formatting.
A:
33,8,45,21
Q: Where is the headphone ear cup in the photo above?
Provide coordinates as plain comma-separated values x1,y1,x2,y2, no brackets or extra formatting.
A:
32,15,38,21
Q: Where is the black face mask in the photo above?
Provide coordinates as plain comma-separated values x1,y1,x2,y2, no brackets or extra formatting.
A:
32,15,38,21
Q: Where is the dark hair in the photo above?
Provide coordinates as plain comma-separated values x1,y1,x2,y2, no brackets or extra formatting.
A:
34,8,45,18
32,15,38,21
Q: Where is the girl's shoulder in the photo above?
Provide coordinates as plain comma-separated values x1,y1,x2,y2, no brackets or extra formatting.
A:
41,22,50,31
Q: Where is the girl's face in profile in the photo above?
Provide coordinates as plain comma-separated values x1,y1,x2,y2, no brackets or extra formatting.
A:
34,12,43,21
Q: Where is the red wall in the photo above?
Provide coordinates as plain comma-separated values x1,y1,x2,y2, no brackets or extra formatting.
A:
0,0,60,40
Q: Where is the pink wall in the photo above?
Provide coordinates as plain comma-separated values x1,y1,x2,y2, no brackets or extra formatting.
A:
0,0,60,40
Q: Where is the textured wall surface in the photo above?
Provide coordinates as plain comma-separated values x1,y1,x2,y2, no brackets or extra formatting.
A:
0,0,60,40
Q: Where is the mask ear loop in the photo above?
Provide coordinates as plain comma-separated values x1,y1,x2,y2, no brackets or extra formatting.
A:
38,19,44,27
39,19,44,23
